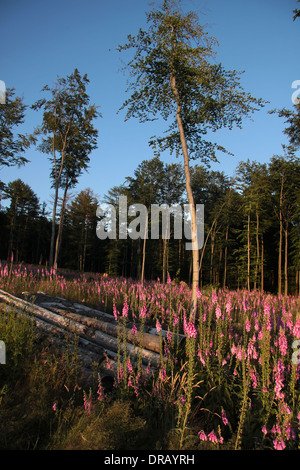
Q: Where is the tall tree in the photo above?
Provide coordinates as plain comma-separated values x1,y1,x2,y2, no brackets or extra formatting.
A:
269,151,300,295
118,0,264,317
0,88,32,187
3,179,40,262
67,188,99,272
125,156,165,282
235,160,272,291
32,68,100,267
293,0,300,21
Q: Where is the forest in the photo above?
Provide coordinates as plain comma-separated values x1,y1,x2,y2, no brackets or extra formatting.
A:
0,1,299,298
0,0,300,452
0,151,299,295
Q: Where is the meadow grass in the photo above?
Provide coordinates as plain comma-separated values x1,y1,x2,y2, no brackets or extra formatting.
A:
0,261,299,450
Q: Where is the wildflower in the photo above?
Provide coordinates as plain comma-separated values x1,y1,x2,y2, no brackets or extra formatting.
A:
167,330,173,343
140,305,147,319
273,360,285,400
250,368,258,389
156,319,162,333
127,358,133,374
262,425,268,436
174,395,186,406
159,366,166,381
212,291,218,305
279,328,288,356
113,302,118,321
208,430,218,443
52,403,57,412
236,345,246,361
264,300,271,317
131,323,137,336
97,376,105,402
198,349,206,366
221,409,228,426
215,304,222,321
247,338,258,360
183,313,197,338
293,318,300,339
245,318,251,332
273,437,286,450
225,300,232,315
198,430,207,441
122,299,129,318
196,286,202,299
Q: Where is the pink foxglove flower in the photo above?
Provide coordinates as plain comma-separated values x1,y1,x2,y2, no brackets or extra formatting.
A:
279,328,288,356
221,409,228,426
156,319,162,333
216,304,222,321
293,318,300,339
208,430,218,443
262,426,268,436
198,430,207,441
273,437,286,450
245,318,251,332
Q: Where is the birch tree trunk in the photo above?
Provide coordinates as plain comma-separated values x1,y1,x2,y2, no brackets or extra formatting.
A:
170,74,199,318
141,212,148,283
53,181,69,268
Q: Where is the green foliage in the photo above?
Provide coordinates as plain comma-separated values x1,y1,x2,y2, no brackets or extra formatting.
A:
118,0,265,163
0,88,32,172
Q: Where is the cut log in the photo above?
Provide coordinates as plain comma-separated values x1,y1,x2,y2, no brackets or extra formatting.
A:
0,289,165,379
0,289,86,335
20,291,186,350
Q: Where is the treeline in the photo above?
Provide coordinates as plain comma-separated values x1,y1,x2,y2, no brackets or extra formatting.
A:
1,3,299,296
0,151,299,295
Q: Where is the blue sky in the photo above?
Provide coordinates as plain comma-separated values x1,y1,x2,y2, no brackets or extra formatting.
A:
0,0,299,211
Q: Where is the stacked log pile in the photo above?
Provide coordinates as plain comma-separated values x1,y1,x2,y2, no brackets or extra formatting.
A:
0,289,185,385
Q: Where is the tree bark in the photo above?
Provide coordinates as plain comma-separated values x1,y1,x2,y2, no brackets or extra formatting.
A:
278,173,284,295
247,202,251,291
53,181,69,268
170,74,199,319
162,216,169,284
261,234,264,292
254,211,260,290
223,225,229,289
141,212,148,283
284,223,288,296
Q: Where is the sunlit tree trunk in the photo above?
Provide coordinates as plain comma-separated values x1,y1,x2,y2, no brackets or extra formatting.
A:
170,75,199,318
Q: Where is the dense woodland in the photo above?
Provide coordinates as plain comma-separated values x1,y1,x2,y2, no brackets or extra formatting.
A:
0,2,299,297
0,151,299,295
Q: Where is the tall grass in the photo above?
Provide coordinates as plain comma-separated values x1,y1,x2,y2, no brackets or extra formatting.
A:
0,262,299,449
